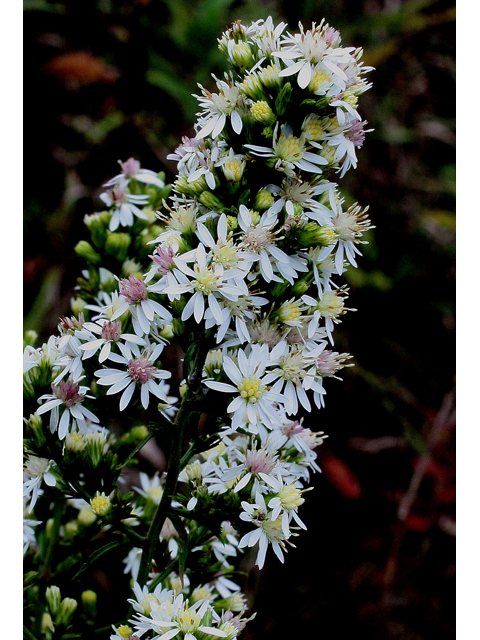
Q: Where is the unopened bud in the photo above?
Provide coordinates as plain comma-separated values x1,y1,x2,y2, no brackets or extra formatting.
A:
129,425,149,442
84,211,111,248
26,413,45,446
222,157,245,182
70,297,87,317
291,279,310,296
226,215,238,231
297,222,336,247
75,240,102,265
172,318,187,337
254,190,274,210
275,81,293,116
46,586,62,615
199,190,226,212
64,520,79,538
55,597,78,626
81,590,97,619
230,42,254,69
105,232,132,262
250,100,276,125
159,323,174,339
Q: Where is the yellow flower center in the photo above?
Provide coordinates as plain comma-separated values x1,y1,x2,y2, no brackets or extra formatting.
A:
238,375,265,403
90,494,111,516
116,625,133,638
278,302,302,323
276,134,305,163
193,266,218,295
308,69,331,92
278,484,305,510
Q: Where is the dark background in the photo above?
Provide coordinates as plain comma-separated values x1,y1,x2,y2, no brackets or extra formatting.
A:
23,1,455,638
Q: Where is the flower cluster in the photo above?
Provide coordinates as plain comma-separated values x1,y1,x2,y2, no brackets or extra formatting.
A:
23,17,372,640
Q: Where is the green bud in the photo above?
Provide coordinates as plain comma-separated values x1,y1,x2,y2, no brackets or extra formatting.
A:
105,232,131,262
291,279,310,295
199,190,226,212
297,222,336,247
70,297,87,317
121,259,143,278
230,41,254,69
81,590,97,619
84,211,111,248
129,425,149,442
170,298,186,316
45,518,55,539
84,432,108,468
275,81,293,116
254,190,274,210
75,240,102,265
175,174,207,196
46,585,62,616
172,317,187,336
271,280,289,298
23,330,38,349
159,323,174,340
23,376,37,401
55,597,78,627
41,612,54,639
250,100,276,125
27,413,45,446
226,215,238,231
64,520,79,538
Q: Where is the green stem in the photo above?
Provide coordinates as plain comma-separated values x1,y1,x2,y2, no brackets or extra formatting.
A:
136,331,212,589
41,499,64,578
117,431,156,470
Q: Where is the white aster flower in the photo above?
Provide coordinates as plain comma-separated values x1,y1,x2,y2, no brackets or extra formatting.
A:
78,318,145,363
37,378,99,440
103,157,165,189
100,184,150,232
23,456,57,512
245,124,328,177
204,344,284,430
95,342,171,410
164,243,248,325
110,274,172,337
195,77,245,140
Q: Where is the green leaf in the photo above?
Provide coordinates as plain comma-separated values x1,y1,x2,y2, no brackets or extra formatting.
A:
72,541,124,580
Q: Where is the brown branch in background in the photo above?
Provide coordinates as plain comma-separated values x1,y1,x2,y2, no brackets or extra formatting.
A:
397,389,455,522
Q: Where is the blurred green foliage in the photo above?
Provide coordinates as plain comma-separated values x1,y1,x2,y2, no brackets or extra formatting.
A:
24,1,455,638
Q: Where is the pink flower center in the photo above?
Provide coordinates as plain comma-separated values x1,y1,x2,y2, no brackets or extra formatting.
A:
281,420,305,437
317,350,341,376
53,381,84,407
151,246,175,275
128,356,157,384
245,448,276,475
120,157,141,177
120,275,148,304
101,320,122,342
345,122,365,147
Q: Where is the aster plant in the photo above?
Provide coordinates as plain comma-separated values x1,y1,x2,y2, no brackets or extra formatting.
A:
23,17,373,640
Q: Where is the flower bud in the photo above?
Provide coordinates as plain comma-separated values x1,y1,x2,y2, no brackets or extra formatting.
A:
78,507,96,526
250,100,276,125
26,413,45,447
24,330,38,349
65,431,86,453
129,425,149,442
64,520,79,538
85,432,108,467
121,259,143,278
291,278,310,296
297,222,336,247
222,157,246,182
84,211,111,248
70,296,87,317
275,81,292,116
199,190,227,212
105,232,132,262
55,597,78,626
171,317,186,337
175,174,208,196
90,491,112,517
75,240,102,265
41,613,54,638
226,215,238,231
230,42,254,69
159,323,174,339
46,586,62,616
81,590,97,619
254,190,274,210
